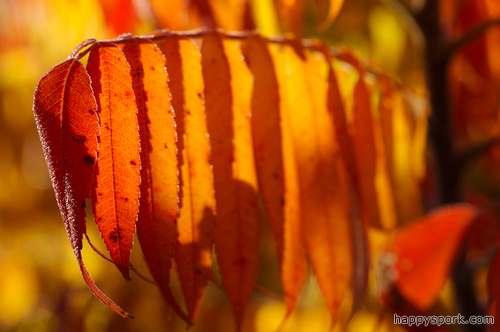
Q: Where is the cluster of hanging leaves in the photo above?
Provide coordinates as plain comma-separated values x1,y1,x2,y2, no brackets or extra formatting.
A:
31,29,430,327
32,27,494,329
27,0,500,328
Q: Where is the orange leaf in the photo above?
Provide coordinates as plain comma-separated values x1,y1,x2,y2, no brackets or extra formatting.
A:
382,82,423,224
86,42,141,280
121,39,190,324
277,0,304,35
371,91,397,230
161,36,216,323
388,204,478,310
279,42,352,322
247,36,308,316
149,0,190,30
201,33,260,327
352,74,382,228
322,48,369,315
315,0,344,31
33,58,131,318
243,36,284,266
208,0,249,30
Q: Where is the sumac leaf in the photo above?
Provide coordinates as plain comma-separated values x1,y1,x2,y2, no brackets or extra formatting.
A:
161,36,216,323
386,204,478,310
315,0,345,30
249,37,308,316
322,48,369,317
33,58,131,318
352,74,382,228
279,43,352,322
202,33,260,327
121,39,190,324
86,42,141,280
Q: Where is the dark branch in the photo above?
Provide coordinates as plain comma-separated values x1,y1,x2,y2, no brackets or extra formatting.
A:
444,17,500,63
457,137,500,169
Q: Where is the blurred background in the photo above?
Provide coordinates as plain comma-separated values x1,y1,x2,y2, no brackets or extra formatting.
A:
0,0,453,331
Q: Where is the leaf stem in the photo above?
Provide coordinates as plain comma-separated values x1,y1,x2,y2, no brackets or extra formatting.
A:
83,233,157,285
71,38,97,59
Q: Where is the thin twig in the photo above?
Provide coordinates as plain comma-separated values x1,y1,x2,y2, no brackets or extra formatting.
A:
83,233,157,285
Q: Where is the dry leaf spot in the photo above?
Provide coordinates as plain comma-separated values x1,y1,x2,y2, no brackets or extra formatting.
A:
84,154,95,165
72,135,87,144
130,160,137,165
109,227,123,243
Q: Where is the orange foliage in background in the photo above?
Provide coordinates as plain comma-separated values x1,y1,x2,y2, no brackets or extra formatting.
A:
3,0,500,331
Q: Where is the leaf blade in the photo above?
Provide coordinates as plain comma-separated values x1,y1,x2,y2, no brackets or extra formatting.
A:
162,36,216,323
252,38,308,316
121,38,191,323
279,43,353,322
201,33,261,327
387,204,478,310
33,58,131,318
86,42,141,280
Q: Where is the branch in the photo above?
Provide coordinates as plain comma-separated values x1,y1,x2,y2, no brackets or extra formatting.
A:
457,137,500,168
444,17,500,63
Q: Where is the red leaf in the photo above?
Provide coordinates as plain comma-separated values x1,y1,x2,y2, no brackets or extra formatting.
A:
86,42,141,280
97,0,139,35
386,204,478,310
33,58,131,318
352,75,382,228
121,39,191,324
202,33,261,327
